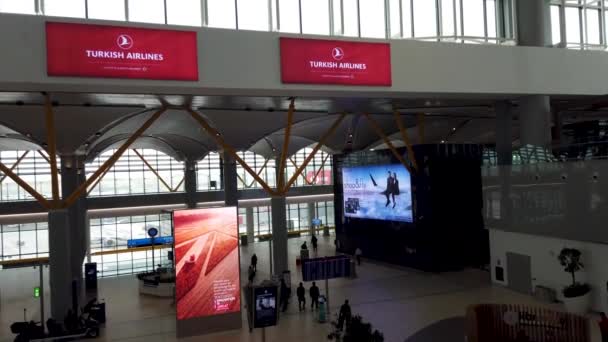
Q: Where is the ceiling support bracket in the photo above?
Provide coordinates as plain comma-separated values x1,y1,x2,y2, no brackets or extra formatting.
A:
363,113,413,175
281,113,346,195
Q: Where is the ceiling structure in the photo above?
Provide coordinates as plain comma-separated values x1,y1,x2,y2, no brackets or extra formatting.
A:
0,91,604,161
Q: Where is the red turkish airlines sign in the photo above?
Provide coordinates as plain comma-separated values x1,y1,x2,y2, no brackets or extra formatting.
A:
46,22,198,81
280,37,391,86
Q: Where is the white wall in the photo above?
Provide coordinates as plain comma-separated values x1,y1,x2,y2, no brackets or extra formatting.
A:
2,13,608,97
490,229,608,313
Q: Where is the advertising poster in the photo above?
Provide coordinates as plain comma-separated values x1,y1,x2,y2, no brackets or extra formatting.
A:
174,207,240,321
253,286,278,328
46,22,198,81
342,164,413,223
280,37,391,86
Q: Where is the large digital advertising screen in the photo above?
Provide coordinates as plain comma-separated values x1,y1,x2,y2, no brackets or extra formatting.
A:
280,37,391,86
174,207,240,321
46,22,198,81
342,164,413,223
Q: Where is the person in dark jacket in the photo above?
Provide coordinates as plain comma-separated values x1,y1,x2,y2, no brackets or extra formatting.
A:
311,235,318,252
338,300,352,330
309,282,320,310
280,279,290,312
251,253,257,272
296,282,306,311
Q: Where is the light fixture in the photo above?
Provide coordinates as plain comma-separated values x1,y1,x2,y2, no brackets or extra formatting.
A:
441,140,446,143
452,127,456,131
370,148,375,151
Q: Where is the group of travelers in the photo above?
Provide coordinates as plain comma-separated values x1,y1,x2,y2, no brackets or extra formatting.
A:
246,235,358,328
295,281,320,312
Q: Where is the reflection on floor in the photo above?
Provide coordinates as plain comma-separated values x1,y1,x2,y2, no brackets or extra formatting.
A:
0,236,594,342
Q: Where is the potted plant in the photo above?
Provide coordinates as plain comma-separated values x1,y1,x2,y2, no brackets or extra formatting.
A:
557,248,591,314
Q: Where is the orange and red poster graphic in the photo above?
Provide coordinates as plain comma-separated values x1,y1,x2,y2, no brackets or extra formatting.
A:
174,207,240,320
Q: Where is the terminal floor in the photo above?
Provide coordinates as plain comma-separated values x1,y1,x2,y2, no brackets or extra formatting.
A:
0,236,590,342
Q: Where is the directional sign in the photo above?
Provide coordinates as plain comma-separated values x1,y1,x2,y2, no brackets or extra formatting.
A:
302,255,351,282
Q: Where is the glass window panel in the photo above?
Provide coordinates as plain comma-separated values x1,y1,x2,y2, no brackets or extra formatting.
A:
2,231,19,258
441,0,455,37
19,230,37,256
462,0,484,37
302,0,330,35
565,7,581,44
88,0,125,20
333,0,342,34
343,0,359,36
389,0,401,38
238,0,269,31
44,0,86,18
486,0,496,38
0,0,35,14
359,0,385,38
166,0,202,26
586,8,600,45
129,0,165,24
413,0,437,37
279,0,300,33
37,228,49,254
551,5,561,44
402,0,412,38
208,0,236,29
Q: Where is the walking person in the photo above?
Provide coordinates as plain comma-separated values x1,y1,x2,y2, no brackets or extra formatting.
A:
296,282,306,312
309,281,320,310
280,278,290,312
251,253,257,272
311,235,318,253
355,247,363,266
338,300,352,331
247,265,255,283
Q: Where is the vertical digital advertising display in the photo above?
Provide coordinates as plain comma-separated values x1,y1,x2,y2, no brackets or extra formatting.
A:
174,207,240,321
253,286,278,328
342,164,413,223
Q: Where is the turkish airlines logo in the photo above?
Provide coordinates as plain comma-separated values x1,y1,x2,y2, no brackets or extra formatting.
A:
116,34,133,50
332,47,344,60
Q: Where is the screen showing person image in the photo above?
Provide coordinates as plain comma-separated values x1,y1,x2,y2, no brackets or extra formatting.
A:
174,207,240,321
342,164,413,223
254,286,278,328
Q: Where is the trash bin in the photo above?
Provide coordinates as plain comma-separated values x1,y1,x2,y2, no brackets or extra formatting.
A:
240,235,248,246
323,225,330,236
318,295,327,323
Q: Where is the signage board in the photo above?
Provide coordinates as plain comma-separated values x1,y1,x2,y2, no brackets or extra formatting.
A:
253,286,278,328
46,22,199,81
302,255,351,282
127,236,173,248
280,37,391,86
174,207,240,321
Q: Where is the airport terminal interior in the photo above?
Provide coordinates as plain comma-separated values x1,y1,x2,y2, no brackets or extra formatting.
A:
0,0,608,341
